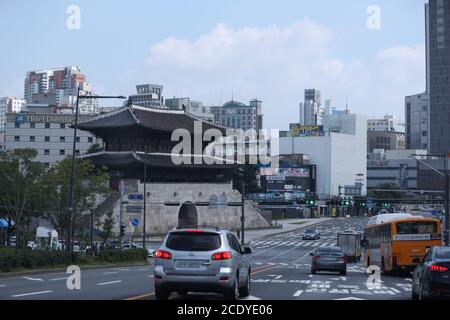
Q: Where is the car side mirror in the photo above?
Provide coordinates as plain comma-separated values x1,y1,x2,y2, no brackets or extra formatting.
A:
309,252,314,256
243,247,252,254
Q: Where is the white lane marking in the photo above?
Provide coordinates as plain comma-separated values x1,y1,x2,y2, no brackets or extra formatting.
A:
148,275,154,278
263,244,303,263
240,295,261,300
97,280,122,286
137,268,148,271
114,268,130,271
50,277,68,281
23,277,43,282
0,284,5,287
12,290,52,298
293,290,304,297
104,272,119,275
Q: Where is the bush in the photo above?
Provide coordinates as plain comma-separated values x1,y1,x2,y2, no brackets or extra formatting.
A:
98,248,148,263
0,250,75,272
0,248,146,272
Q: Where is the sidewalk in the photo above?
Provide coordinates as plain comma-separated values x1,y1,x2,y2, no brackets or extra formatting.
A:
245,217,335,241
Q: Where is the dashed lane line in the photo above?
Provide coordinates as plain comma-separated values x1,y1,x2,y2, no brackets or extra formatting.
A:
97,280,123,286
11,290,53,298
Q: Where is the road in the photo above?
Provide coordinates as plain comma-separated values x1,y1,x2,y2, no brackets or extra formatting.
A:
0,217,412,300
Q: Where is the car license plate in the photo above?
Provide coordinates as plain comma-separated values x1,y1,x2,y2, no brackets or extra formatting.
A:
176,261,201,269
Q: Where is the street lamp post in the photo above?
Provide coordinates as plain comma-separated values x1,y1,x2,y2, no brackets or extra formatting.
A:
67,89,126,256
143,148,147,249
411,153,450,246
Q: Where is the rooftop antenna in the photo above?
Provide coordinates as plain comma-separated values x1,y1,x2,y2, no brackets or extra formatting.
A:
345,96,349,113
231,88,234,102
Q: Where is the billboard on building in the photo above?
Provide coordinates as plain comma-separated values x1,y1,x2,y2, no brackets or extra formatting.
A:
289,125,325,137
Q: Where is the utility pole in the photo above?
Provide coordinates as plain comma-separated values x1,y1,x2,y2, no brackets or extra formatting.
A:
90,209,94,256
119,178,124,248
143,150,147,249
241,178,245,246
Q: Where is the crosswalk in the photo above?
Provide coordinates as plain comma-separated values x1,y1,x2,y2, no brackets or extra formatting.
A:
251,239,337,248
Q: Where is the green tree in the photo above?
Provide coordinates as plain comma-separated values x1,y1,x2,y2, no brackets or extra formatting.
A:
0,149,45,253
85,143,104,155
100,210,115,246
40,157,110,248
367,183,405,199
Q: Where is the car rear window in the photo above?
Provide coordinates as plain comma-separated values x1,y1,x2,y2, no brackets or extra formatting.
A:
317,247,342,254
436,249,450,260
166,232,221,251
305,230,316,233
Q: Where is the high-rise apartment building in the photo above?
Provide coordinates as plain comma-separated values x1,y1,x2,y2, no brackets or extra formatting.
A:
24,66,97,114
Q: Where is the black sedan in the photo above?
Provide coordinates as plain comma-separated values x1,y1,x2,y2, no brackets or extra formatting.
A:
412,246,450,300
302,229,321,240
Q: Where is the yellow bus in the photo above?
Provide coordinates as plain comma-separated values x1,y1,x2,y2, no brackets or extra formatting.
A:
363,214,442,274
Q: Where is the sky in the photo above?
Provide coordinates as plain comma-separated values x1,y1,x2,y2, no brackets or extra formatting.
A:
0,0,427,130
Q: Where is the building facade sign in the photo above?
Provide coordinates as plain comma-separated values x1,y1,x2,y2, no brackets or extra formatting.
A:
289,125,325,137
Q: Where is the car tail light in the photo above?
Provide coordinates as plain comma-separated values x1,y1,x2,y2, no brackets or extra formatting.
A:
339,256,346,262
185,229,203,233
219,276,229,282
315,255,321,261
212,251,232,260
428,265,449,272
155,250,172,259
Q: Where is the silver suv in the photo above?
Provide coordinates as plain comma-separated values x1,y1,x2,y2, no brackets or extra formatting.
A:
153,227,252,300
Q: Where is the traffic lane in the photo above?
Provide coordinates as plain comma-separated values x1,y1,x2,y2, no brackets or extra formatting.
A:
141,264,280,301
250,262,412,300
0,265,155,300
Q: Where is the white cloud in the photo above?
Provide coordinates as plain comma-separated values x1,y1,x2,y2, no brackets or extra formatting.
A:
144,18,425,130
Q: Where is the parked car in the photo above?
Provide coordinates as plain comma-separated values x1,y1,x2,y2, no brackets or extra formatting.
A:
412,246,450,300
27,241,37,250
310,246,347,275
302,229,320,240
154,227,252,300
148,249,156,257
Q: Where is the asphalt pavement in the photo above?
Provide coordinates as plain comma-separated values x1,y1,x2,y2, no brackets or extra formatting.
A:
0,217,413,300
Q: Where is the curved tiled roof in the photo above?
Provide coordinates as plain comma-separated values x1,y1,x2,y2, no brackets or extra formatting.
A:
77,105,226,133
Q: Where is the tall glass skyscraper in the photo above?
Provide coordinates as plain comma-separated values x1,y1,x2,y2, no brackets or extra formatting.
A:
428,0,450,154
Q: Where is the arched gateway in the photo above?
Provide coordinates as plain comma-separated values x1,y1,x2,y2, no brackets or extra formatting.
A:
178,202,198,228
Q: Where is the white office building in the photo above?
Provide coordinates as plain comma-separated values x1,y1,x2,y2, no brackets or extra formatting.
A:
4,107,101,167
279,111,367,197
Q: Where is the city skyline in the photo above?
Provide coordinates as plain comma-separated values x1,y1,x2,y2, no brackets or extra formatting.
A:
0,0,426,130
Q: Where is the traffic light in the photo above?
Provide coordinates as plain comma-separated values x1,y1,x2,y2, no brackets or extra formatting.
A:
341,199,350,207
120,224,125,237
382,202,390,209
306,198,316,207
